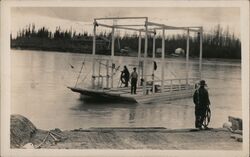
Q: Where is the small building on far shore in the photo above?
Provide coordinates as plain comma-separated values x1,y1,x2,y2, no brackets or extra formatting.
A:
156,47,185,57
172,48,185,57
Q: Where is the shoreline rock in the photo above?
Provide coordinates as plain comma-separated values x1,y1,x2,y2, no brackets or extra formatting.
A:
10,114,37,148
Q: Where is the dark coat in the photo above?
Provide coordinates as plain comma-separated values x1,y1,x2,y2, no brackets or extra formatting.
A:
121,69,130,81
193,87,210,107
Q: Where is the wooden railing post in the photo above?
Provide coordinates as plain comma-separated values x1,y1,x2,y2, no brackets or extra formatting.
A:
98,60,101,88
106,60,109,88
170,80,173,92
179,79,181,91
101,76,103,89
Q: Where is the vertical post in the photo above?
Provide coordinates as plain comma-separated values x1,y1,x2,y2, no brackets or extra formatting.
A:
111,26,115,88
186,28,190,86
161,28,165,93
170,80,173,92
179,79,181,91
199,27,203,80
138,31,142,87
143,18,148,95
152,30,156,93
98,60,101,88
106,60,109,88
92,20,97,89
144,19,148,59
101,76,103,90
153,30,156,58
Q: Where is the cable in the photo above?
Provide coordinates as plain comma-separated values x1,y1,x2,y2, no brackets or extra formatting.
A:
75,61,85,87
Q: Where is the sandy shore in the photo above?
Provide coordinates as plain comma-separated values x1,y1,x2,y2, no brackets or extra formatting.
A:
11,114,242,150
28,127,241,150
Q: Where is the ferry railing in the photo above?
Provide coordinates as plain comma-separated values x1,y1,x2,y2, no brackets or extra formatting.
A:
92,75,109,90
142,77,199,94
91,74,199,95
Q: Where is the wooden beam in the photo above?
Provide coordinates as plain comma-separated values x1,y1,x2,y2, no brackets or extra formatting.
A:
97,23,155,34
114,24,145,27
147,21,200,32
95,17,147,20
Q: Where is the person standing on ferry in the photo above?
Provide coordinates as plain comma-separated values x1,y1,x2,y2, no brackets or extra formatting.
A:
130,67,138,94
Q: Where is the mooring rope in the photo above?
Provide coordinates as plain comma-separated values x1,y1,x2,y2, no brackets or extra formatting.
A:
75,61,85,87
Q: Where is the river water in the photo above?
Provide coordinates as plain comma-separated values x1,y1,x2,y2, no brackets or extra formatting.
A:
11,50,241,130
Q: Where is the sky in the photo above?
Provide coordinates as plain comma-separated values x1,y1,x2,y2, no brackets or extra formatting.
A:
11,7,240,37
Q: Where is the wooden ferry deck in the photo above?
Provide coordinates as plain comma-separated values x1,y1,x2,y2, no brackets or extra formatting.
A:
68,83,195,103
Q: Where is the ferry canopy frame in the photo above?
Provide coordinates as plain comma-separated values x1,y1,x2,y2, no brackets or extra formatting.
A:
91,17,203,95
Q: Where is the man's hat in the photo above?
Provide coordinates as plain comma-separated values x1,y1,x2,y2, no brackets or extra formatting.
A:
199,80,207,86
133,67,136,70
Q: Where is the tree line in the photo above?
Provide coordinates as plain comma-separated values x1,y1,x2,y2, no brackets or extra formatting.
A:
11,24,241,59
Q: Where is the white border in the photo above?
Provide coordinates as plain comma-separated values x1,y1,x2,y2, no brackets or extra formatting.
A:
1,1,249,157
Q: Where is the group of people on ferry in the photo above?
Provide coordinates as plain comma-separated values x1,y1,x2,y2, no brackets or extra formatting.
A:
120,66,138,94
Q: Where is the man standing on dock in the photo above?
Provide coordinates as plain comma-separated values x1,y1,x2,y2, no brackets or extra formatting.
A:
193,80,211,130
130,67,138,94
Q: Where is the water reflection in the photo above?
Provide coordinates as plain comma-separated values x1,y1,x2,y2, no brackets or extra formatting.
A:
11,50,241,130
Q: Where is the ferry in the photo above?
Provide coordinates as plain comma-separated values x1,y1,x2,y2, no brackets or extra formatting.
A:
68,17,203,103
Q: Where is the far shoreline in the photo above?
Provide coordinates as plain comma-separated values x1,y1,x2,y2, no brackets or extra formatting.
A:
11,48,241,64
